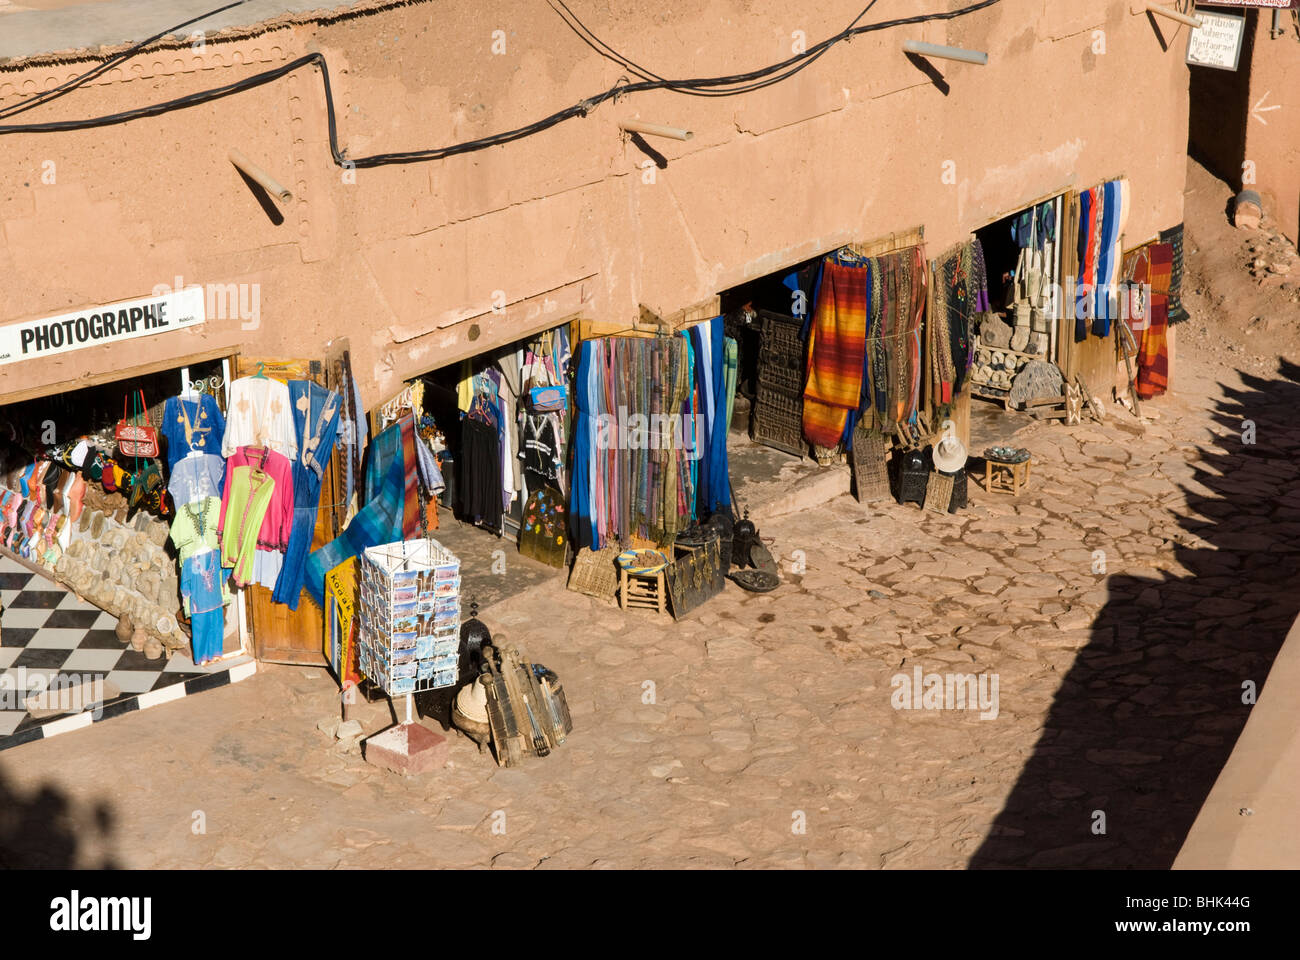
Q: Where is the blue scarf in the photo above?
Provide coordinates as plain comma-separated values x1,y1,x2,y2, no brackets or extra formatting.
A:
303,420,405,608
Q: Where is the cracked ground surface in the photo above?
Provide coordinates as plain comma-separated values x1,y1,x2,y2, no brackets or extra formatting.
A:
2,341,1296,869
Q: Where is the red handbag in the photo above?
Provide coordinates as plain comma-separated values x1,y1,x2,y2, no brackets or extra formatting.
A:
115,390,159,459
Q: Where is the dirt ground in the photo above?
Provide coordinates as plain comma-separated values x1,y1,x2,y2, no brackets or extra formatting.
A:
1,158,1297,869
1179,157,1300,374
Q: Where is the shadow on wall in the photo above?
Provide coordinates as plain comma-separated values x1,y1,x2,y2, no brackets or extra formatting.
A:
1187,8,1256,191
0,767,118,868
971,357,1300,868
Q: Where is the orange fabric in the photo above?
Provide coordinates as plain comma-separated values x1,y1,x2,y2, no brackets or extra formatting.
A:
802,260,870,447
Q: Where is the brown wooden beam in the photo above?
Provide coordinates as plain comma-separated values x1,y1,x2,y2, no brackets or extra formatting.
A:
0,347,239,405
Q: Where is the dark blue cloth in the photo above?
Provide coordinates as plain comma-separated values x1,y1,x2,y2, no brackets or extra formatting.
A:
304,419,403,609
273,381,340,609
569,340,596,550
161,394,225,474
691,316,731,515
1093,181,1121,339
1075,190,1095,343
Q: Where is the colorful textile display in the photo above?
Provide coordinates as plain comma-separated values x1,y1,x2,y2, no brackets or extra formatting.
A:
272,381,341,609
570,334,697,550
220,445,294,551
167,452,224,506
324,557,361,688
521,414,562,492
802,258,870,447
183,551,227,665
1074,178,1131,340
334,349,367,513
161,393,225,473
303,415,419,608
1159,223,1188,324
1122,242,1172,399
518,484,567,569
170,495,223,562
222,376,298,460
930,240,985,408
806,240,930,439
218,454,277,588
689,316,733,516
891,246,928,430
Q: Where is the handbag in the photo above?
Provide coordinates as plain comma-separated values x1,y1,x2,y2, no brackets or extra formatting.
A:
524,337,567,412
127,459,169,517
527,384,567,413
115,390,159,458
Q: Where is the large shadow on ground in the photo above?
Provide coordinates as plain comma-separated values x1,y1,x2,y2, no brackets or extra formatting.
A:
972,358,1300,868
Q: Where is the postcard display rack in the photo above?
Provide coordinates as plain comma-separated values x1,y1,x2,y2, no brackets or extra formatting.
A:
357,538,463,710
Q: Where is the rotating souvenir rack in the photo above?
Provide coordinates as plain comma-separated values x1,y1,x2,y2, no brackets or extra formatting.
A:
356,538,462,696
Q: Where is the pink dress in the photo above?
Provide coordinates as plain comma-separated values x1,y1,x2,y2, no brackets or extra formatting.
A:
219,445,295,551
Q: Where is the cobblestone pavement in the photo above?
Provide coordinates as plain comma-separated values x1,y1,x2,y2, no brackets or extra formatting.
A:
1,351,1296,869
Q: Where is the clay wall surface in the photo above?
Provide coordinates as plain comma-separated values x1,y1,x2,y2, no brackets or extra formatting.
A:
1241,14,1299,244
0,0,1191,408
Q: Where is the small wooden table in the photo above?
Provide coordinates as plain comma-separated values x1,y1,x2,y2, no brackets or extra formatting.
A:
984,457,1031,496
617,549,669,614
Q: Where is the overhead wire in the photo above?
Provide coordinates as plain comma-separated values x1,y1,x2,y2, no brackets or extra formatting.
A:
0,0,1002,167
546,0,880,97
0,0,247,121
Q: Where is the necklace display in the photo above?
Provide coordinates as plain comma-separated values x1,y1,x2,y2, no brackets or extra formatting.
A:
187,500,207,541
177,396,210,451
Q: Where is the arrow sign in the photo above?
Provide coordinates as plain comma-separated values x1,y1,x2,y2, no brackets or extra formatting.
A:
1252,90,1282,125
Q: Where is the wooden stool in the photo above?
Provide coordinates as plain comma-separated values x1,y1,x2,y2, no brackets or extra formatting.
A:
617,549,668,614
984,457,1031,496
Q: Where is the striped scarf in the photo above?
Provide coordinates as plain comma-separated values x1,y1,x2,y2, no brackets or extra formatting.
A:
802,259,871,447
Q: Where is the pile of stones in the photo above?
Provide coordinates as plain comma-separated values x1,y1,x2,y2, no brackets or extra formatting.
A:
53,509,189,654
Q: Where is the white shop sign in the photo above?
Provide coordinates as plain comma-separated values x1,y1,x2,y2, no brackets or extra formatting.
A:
1196,1,1296,8
1186,10,1247,71
0,287,206,366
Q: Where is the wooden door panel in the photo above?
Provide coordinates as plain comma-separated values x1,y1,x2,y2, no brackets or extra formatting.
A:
233,355,331,665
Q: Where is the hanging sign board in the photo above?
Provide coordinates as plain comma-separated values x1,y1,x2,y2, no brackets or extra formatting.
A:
1197,2,1297,8
0,286,206,366
1186,9,1247,70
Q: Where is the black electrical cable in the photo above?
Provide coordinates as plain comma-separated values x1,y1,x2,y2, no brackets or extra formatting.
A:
0,0,248,120
0,0,1002,167
547,0,879,97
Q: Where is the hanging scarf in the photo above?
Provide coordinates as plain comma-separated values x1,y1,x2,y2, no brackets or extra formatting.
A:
1093,179,1130,338
1075,188,1099,341
1123,242,1172,398
304,416,414,608
802,258,870,447
569,340,596,550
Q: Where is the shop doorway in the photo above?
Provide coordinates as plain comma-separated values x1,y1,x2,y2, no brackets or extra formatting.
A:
383,320,576,611
0,355,256,751
969,194,1066,409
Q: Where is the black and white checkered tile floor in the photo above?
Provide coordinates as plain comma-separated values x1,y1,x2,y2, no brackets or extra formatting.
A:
0,553,255,750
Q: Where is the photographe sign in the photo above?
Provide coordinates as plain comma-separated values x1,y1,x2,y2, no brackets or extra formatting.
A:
1186,9,1247,71
0,287,206,366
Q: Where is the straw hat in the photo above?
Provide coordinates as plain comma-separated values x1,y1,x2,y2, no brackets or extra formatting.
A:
455,677,489,724
933,436,968,474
